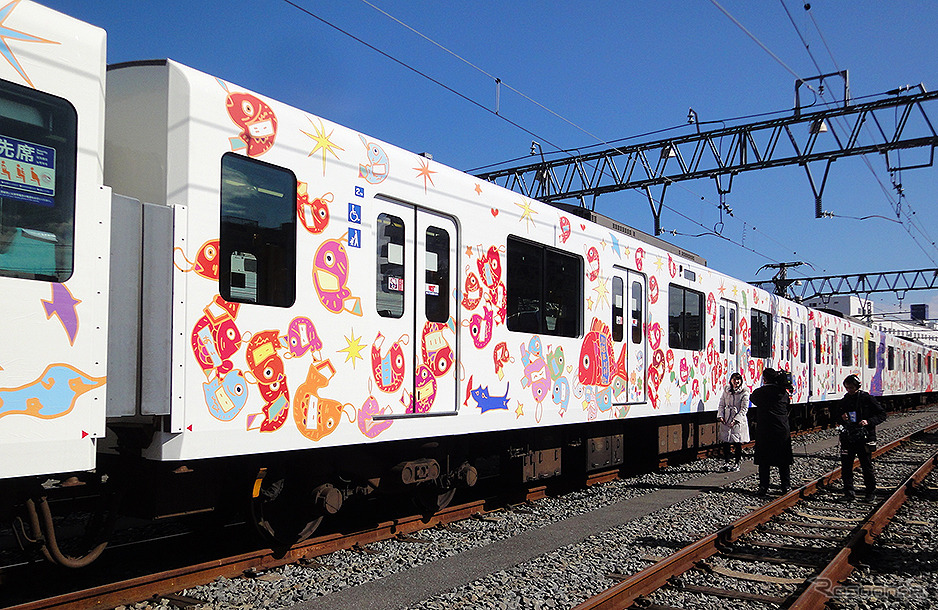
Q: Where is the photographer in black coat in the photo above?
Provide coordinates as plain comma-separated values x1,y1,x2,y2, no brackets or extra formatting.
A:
751,368,793,496
836,374,887,502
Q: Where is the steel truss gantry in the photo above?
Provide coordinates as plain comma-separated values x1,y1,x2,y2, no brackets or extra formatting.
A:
752,268,938,303
475,81,938,235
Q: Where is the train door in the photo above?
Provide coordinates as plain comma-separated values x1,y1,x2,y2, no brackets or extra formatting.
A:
374,200,457,416
611,268,646,404
719,299,739,378
779,317,792,373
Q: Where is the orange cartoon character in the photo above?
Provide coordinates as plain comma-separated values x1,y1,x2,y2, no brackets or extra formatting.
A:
293,360,354,442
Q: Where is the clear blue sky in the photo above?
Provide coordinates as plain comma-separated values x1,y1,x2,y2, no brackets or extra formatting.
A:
42,0,938,315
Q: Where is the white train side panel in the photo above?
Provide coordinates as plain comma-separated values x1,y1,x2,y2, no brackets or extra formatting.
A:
0,1,110,479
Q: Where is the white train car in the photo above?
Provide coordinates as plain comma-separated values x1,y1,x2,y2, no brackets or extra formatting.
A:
2,0,937,563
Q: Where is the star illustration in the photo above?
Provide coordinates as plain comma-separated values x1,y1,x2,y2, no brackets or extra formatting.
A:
654,256,665,272
592,277,610,309
600,238,607,251
414,156,436,192
0,1,58,88
732,285,739,297
466,245,475,258
586,296,595,310
338,328,365,368
515,400,524,418
623,245,631,257
718,282,726,296
301,116,344,176
515,199,538,232
474,183,483,195
42,283,80,345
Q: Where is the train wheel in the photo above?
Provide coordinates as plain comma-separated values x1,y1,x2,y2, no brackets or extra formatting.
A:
414,484,456,515
250,467,322,547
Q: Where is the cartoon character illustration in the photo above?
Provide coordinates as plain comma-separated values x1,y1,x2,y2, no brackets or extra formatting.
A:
226,92,277,157
468,382,511,413
174,239,219,280
546,345,565,380
648,275,659,304
245,330,286,387
357,394,393,438
191,296,242,378
297,182,331,234
477,246,502,289
421,321,453,377
359,135,389,184
520,336,551,405
313,236,363,316
371,332,408,393
634,247,645,271
578,318,626,387
282,316,323,359
409,364,438,414
493,341,512,380
585,246,600,282
461,270,482,311
467,307,494,349
203,370,248,422
254,377,291,432
551,376,571,415
0,363,105,421
293,360,354,442
559,215,571,243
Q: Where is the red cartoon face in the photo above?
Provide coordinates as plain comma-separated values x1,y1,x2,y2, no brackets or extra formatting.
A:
371,333,406,393
469,307,494,349
634,247,645,271
462,271,482,310
648,275,659,304
246,330,285,385
477,246,502,288
493,341,511,376
226,92,277,157
421,322,453,377
195,240,219,280
297,182,331,234
559,216,571,243
586,247,600,282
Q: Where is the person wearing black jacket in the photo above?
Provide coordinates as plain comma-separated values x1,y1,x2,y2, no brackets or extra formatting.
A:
836,374,887,502
750,368,793,496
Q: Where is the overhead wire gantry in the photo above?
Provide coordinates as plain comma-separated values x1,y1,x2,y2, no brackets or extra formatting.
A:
474,76,938,235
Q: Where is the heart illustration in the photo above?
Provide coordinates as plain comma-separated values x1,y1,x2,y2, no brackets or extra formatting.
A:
580,224,586,230
491,209,499,217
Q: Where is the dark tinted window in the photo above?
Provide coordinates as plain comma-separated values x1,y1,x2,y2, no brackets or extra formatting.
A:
612,276,624,342
668,284,704,350
750,309,772,359
507,235,580,337
220,153,296,307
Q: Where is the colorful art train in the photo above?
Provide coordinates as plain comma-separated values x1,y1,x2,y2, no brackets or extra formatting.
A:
1,1,936,562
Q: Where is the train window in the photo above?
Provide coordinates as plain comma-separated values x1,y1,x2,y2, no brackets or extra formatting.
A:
867,340,876,369
800,323,806,363
815,328,822,365
918,354,923,373
631,280,643,344
0,81,77,282
750,309,772,359
728,307,736,355
377,213,405,318
424,226,449,323
888,346,895,370
219,153,296,307
612,276,624,342
668,284,704,351
506,235,581,337
719,305,726,352
841,334,852,367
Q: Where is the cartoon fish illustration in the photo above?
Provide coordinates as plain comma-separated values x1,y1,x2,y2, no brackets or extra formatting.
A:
313,237,362,316
461,270,482,311
245,329,285,387
493,341,512,380
551,376,570,415
359,135,389,184
191,296,242,378
520,336,551,405
371,333,407,393
467,307,494,349
357,394,393,438
226,92,277,157
409,364,438,414
256,377,291,432
477,246,502,289
421,321,453,377
0,363,105,421
585,246,600,282
293,360,354,442
203,370,248,422
174,240,220,280
545,345,565,381
559,216,571,243
297,182,331,234
282,316,322,359
577,318,627,387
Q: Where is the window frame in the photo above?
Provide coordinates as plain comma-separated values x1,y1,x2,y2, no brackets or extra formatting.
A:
506,235,582,338
750,308,772,359
668,284,705,351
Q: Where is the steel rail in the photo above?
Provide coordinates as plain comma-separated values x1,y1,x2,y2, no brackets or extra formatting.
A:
572,421,938,610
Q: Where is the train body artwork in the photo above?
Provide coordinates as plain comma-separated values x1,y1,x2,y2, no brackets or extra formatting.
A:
1,1,936,561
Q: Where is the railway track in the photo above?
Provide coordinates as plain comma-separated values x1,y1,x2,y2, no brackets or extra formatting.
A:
574,423,938,609
4,411,937,610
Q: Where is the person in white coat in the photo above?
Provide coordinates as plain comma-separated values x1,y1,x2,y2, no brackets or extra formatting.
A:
718,372,750,471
